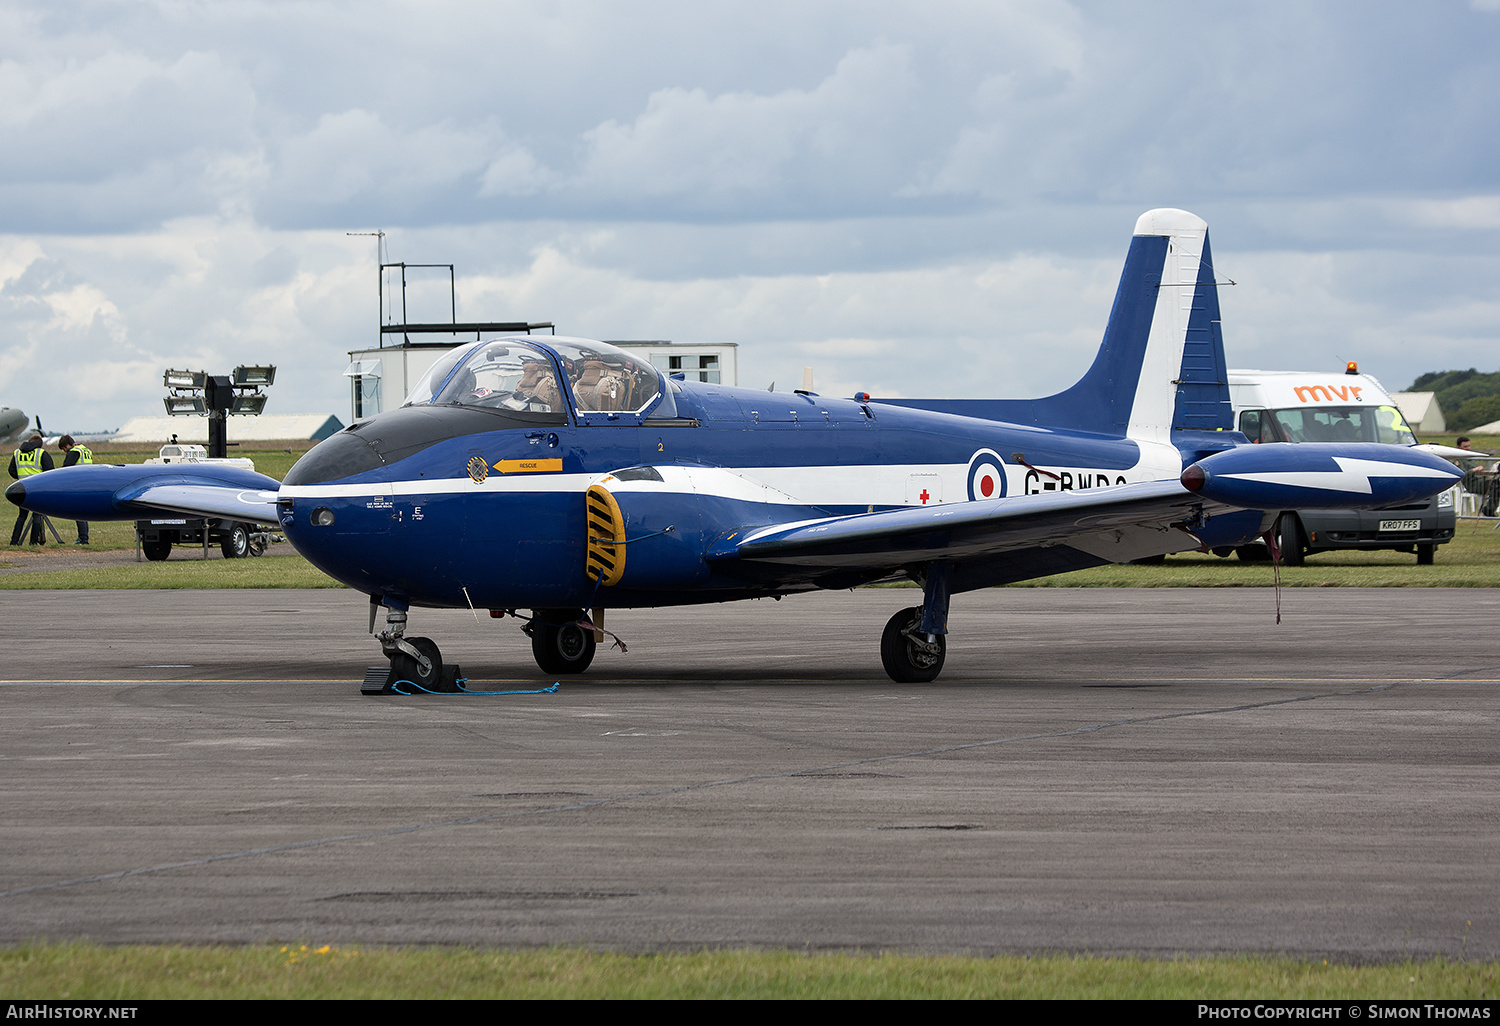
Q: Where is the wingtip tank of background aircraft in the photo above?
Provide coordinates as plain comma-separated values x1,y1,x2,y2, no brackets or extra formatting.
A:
6,209,1462,690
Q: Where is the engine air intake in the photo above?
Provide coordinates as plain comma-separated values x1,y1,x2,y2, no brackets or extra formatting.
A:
585,484,626,586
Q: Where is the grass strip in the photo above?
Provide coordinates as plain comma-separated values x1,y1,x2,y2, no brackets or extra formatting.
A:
0,555,341,590
1,944,1496,1000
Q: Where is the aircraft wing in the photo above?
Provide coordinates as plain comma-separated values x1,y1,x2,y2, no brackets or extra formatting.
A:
112,481,282,525
714,480,1226,570
707,443,1462,587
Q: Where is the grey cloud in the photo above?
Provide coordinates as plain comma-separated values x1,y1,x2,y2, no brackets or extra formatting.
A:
0,44,259,228
7,1,1500,234
4,1,1500,431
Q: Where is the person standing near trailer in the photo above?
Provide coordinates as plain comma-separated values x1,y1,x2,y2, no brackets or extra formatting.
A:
8,433,54,545
58,435,93,544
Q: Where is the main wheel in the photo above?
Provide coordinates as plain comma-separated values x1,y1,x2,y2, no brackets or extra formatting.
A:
1416,543,1434,566
531,611,596,674
142,537,171,561
220,523,250,559
1276,513,1305,566
390,636,444,692
880,606,946,683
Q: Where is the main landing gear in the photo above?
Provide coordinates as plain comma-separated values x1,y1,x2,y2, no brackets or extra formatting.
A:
880,607,946,683
360,574,959,692
880,561,953,683
524,609,596,674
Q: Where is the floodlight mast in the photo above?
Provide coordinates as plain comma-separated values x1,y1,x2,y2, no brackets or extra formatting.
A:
161,366,276,458
205,376,232,459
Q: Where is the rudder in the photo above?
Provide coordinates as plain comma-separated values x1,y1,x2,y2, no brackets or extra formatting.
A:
877,209,1231,439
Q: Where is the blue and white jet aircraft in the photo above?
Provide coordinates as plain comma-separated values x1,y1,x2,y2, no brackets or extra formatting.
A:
7,209,1462,689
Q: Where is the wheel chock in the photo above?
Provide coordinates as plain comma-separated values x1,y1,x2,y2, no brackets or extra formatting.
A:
360,665,394,695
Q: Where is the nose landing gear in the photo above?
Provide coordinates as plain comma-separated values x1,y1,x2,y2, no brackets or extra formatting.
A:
362,602,462,694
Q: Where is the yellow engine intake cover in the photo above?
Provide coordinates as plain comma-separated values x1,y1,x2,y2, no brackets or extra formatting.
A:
585,484,626,585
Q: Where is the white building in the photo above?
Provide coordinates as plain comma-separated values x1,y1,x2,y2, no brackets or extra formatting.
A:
114,414,344,444
608,341,738,386
1390,392,1447,435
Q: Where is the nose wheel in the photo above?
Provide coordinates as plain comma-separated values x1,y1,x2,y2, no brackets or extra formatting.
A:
390,636,444,692
364,603,461,694
528,610,596,674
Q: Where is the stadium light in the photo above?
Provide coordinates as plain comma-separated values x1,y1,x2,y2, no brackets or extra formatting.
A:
164,369,207,390
160,363,276,457
232,365,276,387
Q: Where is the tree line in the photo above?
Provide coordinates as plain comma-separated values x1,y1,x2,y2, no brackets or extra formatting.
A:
1409,369,1500,432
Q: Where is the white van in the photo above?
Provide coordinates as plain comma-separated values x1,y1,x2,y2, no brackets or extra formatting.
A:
1228,365,1455,564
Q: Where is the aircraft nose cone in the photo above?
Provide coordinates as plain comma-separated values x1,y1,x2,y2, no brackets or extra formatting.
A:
5,480,23,507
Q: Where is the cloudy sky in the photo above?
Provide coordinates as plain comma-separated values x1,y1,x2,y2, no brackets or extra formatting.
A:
4,0,1500,432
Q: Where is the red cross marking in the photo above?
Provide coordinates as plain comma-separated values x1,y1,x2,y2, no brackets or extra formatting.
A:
919,489,930,504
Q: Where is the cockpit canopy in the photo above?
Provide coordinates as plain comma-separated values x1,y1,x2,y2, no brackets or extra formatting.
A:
402,338,663,416
547,340,662,414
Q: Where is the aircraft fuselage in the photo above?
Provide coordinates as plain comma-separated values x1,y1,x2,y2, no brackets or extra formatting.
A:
276,375,1250,612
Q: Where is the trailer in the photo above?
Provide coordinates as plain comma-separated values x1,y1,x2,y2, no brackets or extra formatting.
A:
132,444,279,560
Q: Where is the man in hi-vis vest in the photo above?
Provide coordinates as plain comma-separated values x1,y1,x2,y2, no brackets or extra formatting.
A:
59,435,93,544
8,433,54,545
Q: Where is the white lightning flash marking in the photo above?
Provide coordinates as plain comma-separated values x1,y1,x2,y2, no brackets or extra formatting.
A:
1220,457,1457,494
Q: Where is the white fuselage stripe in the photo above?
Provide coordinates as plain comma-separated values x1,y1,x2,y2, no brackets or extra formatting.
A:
279,448,1180,509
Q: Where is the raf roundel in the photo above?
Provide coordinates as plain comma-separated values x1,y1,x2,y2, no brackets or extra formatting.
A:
966,450,1007,501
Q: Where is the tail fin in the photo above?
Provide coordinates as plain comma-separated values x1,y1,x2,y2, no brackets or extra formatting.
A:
1039,208,1229,439
880,208,1231,439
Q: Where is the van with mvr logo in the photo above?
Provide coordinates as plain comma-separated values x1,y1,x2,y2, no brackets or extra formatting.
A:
1229,365,1455,564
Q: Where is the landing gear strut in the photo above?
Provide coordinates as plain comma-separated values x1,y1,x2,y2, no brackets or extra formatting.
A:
527,609,596,674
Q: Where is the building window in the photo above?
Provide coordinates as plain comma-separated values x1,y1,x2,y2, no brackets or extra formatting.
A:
654,354,720,383
344,359,383,419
